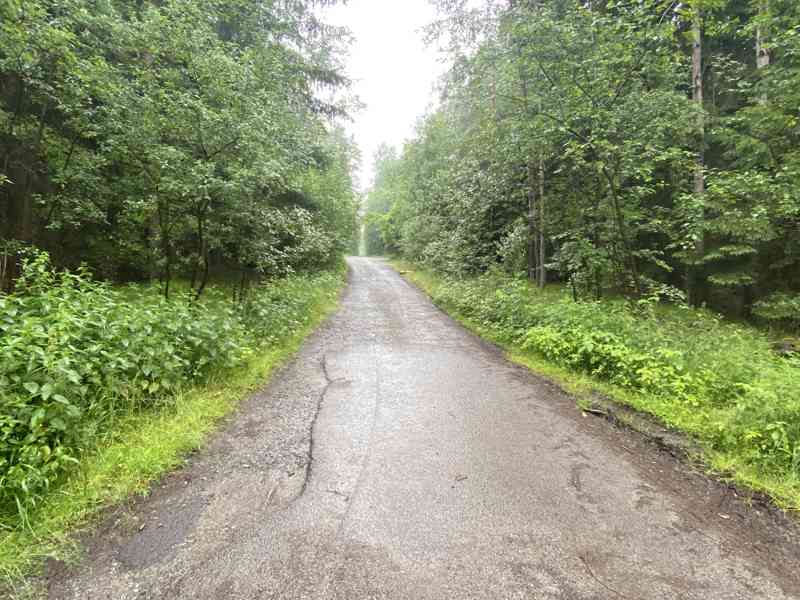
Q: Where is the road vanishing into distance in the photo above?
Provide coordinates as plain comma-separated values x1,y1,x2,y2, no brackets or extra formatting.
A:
48,258,800,599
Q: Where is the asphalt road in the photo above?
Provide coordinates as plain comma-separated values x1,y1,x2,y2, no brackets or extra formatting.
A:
47,257,800,599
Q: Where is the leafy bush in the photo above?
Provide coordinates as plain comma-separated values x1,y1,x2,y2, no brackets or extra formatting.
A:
0,253,341,513
426,271,800,486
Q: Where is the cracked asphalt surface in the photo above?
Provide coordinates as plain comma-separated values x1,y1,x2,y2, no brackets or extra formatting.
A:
46,257,800,599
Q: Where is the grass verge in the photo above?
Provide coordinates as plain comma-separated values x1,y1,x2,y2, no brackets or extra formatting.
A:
393,260,800,511
0,269,344,593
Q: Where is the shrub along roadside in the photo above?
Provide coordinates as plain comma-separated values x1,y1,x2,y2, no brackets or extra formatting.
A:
394,262,800,511
0,257,345,589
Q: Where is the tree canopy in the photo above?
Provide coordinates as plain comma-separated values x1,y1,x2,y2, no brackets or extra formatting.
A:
366,0,800,326
1,0,359,295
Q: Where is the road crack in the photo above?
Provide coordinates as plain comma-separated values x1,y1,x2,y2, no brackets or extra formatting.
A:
298,353,345,498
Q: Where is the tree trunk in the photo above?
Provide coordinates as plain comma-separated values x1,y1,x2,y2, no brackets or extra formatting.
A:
519,70,545,286
192,203,209,299
0,250,9,293
756,0,770,105
163,248,172,300
519,72,536,283
20,102,49,243
196,249,210,301
689,12,706,306
2,78,25,243
194,207,210,300
537,154,546,288
157,195,172,300
756,1,770,71
527,157,538,283
601,166,642,297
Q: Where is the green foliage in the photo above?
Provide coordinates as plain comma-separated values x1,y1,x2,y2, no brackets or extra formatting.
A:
0,252,342,517
371,0,800,317
423,269,800,495
0,0,358,288
363,144,407,256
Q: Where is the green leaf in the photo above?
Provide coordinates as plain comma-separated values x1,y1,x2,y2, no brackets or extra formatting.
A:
49,418,67,431
40,383,54,401
30,408,46,429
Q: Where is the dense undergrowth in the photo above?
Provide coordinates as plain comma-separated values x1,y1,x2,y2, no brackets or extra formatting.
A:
0,252,344,524
398,264,800,509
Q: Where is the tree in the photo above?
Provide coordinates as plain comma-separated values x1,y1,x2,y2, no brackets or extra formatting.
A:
367,0,800,323
0,0,357,293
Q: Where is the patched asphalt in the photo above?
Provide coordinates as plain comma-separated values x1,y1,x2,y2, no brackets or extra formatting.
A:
45,257,800,599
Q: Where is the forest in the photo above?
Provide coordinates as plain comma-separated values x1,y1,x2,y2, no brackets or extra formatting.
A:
1,0,358,293
0,0,357,561
367,0,800,507
366,0,800,327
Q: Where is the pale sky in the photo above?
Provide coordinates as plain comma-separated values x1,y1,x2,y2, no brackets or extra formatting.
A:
324,1,446,190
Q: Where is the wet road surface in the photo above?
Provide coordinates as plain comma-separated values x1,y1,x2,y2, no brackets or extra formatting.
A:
48,257,800,599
